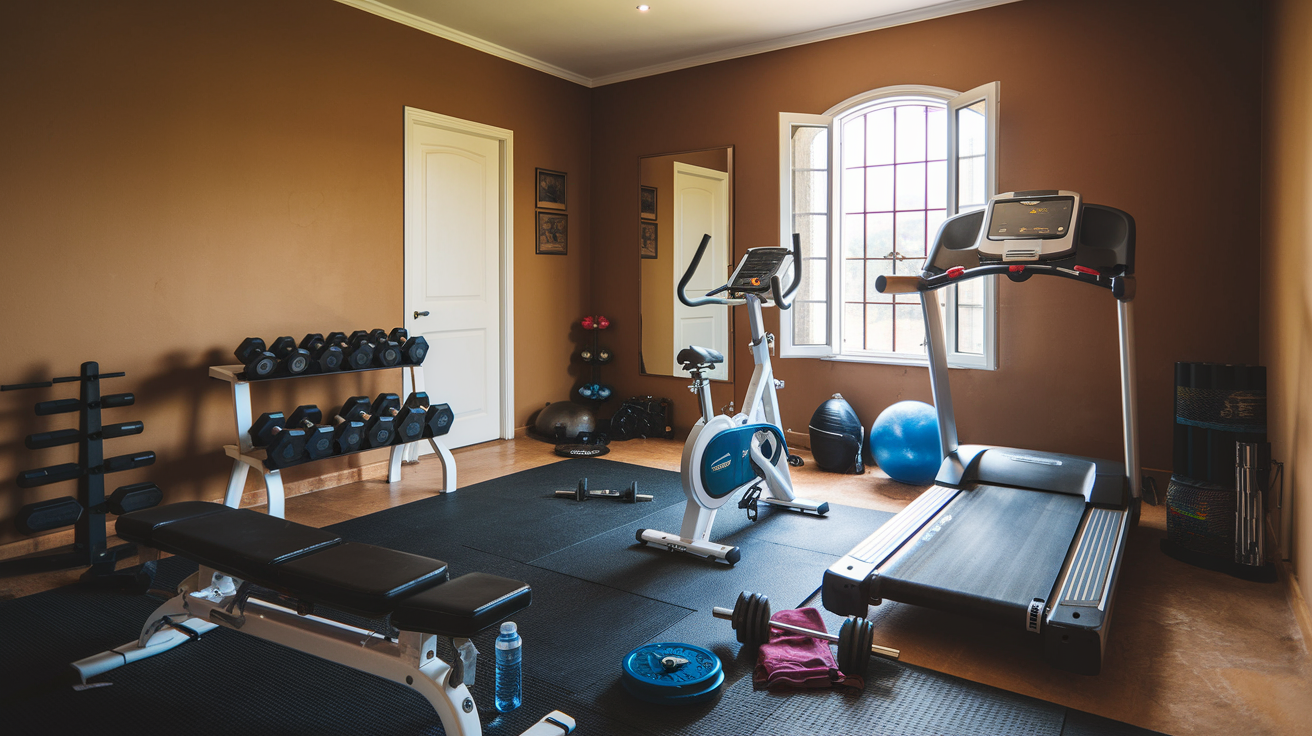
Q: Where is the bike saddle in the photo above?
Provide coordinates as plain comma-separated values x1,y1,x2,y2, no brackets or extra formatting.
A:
678,346,724,370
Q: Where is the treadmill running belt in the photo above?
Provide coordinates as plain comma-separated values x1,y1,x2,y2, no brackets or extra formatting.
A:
878,484,1086,626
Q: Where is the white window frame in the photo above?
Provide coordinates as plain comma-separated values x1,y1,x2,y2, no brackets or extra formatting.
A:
779,82,1000,369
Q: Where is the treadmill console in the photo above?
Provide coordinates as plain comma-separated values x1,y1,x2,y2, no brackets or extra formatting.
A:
976,190,1082,262
726,247,791,294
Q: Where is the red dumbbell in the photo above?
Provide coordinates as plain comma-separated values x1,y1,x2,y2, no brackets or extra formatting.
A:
596,315,610,330
581,316,596,330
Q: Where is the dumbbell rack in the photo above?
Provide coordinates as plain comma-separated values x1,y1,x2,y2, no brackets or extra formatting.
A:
209,363,456,518
0,362,157,579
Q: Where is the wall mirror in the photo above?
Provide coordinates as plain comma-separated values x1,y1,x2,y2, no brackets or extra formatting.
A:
638,147,734,381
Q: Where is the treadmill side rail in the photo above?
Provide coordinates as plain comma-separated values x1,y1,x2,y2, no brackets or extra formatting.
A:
822,485,960,616
1044,505,1131,675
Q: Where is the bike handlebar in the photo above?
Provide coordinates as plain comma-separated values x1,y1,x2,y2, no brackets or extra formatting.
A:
676,233,803,310
677,234,727,307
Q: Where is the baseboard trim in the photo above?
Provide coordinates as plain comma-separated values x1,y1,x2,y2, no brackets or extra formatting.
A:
514,425,530,439
1281,562,1312,648
785,429,810,450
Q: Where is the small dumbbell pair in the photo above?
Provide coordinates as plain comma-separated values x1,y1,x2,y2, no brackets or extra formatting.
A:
580,315,611,330
235,337,313,380
577,383,613,400
250,406,336,469
580,348,612,364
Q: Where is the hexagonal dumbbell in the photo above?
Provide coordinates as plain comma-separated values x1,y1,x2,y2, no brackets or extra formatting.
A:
235,337,277,379
344,331,380,370
328,399,367,454
368,393,426,444
366,329,403,368
325,331,373,370
269,336,311,376
298,333,345,374
424,402,455,438
388,327,430,365
286,405,336,461
339,395,394,448
249,412,308,468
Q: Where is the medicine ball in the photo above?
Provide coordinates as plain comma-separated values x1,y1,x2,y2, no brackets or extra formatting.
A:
532,401,597,443
808,394,865,474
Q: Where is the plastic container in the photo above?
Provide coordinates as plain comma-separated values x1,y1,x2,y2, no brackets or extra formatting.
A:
494,621,522,712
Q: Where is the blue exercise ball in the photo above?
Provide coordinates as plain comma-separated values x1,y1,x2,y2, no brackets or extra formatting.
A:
870,401,941,485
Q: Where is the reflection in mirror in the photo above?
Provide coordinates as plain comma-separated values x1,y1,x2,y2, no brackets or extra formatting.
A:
638,147,734,380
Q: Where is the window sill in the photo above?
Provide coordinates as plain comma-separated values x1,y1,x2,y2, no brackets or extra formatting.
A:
798,353,996,371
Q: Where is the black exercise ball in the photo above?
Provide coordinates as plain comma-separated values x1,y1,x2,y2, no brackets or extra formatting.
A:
808,394,865,474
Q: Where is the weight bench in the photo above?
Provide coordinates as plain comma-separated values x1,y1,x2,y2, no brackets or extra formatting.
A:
70,502,574,736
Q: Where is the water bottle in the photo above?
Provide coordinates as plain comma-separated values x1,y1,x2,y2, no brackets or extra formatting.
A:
494,621,522,712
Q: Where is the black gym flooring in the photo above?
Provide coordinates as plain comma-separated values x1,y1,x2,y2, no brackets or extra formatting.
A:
0,458,1163,735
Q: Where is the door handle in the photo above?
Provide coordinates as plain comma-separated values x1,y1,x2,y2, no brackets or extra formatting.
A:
414,310,430,319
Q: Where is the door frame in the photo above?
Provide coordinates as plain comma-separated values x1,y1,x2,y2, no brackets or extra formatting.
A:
403,106,515,440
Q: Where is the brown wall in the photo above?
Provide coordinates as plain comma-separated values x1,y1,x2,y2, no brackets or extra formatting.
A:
592,0,1263,475
1260,0,1312,581
0,0,591,543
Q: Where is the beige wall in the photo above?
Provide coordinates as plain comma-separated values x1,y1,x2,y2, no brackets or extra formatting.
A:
1261,0,1312,581
592,0,1263,476
0,0,591,544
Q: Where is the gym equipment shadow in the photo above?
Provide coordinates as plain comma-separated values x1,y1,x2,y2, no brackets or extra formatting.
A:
0,458,1163,735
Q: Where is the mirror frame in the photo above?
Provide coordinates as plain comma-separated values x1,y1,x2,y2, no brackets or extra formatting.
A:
636,146,735,381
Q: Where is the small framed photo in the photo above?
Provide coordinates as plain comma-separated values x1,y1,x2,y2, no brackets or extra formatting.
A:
640,186,657,220
536,168,567,210
639,221,658,259
537,211,568,255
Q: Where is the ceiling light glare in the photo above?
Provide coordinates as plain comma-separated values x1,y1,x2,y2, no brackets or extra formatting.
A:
637,5,650,11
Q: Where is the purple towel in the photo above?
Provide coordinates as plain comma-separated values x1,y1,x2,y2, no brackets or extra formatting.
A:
752,607,860,691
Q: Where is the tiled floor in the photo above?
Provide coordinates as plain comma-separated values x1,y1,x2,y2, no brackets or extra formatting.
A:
2,436,1308,735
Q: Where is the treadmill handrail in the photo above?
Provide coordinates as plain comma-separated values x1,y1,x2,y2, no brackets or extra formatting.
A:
875,264,1135,302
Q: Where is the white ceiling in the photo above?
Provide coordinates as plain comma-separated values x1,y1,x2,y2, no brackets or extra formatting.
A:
334,0,1018,87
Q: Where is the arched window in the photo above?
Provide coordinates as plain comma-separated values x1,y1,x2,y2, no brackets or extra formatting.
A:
779,83,999,369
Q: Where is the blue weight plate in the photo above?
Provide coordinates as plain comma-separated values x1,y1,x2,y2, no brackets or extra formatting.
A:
621,642,723,705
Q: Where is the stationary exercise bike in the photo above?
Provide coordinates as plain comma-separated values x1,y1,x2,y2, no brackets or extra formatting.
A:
637,235,828,564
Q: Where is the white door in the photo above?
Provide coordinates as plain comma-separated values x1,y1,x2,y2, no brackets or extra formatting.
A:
672,162,730,381
404,108,512,448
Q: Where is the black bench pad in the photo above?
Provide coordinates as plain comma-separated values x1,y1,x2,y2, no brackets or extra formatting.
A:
153,507,341,575
268,542,449,616
392,572,531,638
116,501,231,544
118,503,529,632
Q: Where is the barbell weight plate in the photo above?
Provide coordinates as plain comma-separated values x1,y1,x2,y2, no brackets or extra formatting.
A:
621,642,723,705
836,616,873,679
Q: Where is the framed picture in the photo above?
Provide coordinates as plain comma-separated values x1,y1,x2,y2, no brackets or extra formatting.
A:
536,211,568,255
536,168,567,210
639,221,658,259
639,186,657,220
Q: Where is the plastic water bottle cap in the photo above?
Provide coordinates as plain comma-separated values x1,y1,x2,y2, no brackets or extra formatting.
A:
501,622,517,635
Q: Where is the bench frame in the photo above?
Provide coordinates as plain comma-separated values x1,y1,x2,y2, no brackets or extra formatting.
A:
71,557,573,736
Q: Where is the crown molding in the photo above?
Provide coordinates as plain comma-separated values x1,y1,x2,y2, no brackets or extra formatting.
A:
335,0,1020,89
333,0,592,87
590,0,1020,87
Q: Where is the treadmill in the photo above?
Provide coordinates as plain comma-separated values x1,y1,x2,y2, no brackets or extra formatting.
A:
822,190,1140,675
